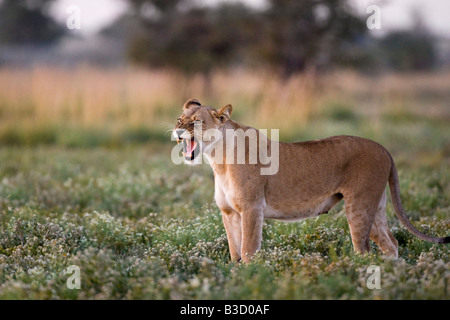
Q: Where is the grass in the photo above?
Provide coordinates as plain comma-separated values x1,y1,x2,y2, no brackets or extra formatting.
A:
0,67,449,299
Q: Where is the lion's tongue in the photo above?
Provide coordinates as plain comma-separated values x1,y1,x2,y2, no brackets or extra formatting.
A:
185,139,197,155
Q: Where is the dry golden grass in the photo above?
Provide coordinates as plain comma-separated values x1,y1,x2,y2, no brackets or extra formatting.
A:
0,66,449,139
319,70,450,118
0,67,317,132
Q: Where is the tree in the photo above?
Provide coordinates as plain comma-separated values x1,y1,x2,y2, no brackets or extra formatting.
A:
378,10,436,71
379,32,436,71
0,0,64,45
123,0,368,75
126,0,259,75
260,0,367,76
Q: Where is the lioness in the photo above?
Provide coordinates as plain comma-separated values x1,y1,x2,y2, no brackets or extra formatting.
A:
173,98,449,262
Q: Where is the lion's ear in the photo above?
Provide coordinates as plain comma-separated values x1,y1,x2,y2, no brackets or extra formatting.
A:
218,104,232,121
183,98,201,110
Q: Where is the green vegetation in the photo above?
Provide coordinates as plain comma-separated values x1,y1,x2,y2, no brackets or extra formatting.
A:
0,69,448,299
0,125,448,299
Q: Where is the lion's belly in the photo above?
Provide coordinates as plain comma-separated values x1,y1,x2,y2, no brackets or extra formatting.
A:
263,195,340,221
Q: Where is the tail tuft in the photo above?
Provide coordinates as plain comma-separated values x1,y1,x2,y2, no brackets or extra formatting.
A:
440,237,450,244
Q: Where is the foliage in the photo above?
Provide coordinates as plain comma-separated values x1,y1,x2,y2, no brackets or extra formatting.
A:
259,0,367,75
379,31,436,71
124,0,367,75
0,68,448,299
0,0,64,45
0,142,448,299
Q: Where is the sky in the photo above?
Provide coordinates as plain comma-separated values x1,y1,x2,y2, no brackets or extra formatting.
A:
50,0,450,37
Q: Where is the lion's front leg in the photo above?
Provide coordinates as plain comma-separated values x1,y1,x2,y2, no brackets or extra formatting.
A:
221,208,242,262
240,208,264,263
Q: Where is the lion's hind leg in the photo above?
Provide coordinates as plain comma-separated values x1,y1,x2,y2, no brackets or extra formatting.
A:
369,191,399,257
344,191,382,255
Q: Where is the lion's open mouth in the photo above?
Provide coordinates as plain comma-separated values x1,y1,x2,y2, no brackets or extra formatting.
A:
179,137,199,161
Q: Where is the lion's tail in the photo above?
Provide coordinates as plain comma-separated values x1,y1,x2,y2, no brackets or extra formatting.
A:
388,156,449,244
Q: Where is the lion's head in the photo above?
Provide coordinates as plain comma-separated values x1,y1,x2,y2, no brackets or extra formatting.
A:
173,98,232,164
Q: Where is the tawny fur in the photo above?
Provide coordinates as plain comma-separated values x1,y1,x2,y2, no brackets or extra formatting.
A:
174,98,449,262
